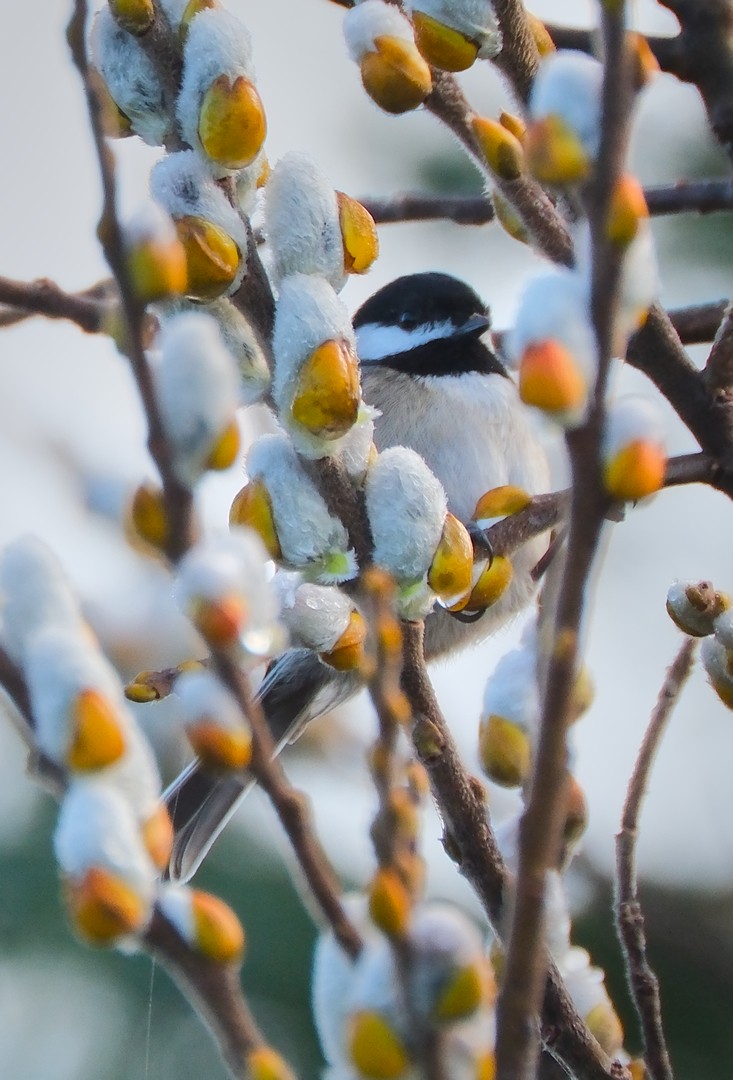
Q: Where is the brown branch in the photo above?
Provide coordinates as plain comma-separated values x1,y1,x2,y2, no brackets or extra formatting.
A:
67,0,195,562
0,275,113,333
399,622,624,1080
615,638,697,1080
490,0,541,106
143,908,278,1080
703,300,733,394
544,24,685,76
424,72,574,267
668,300,728,344
211,650,364,961
644,179,733,216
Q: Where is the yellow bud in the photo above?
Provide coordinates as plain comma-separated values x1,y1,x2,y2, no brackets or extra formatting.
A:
586,1001,624,1056
412,11,479,72
525,116,591,184
629,31,660,90
569,664,594,723
476,1051,497,1080
491,190,529,244
526,13,556,56
190,595,247,647
519,340,587,414
127,483,170,555
562,774,588,847
606,174,649,248
191,889,245,962
337,191,379,274
456,555,513,613
127,235,188,303
199,74,267,171
291,338,360,439
321,610,368,671
628,1060,649,1080
141,803,174,871
64,867,148,945
604,439,666,502
109,0,154,35
472,116,525,181
67,689,127,771
124,679,160,704
473,485,531,522
229,479,282,561
368,867,412,937
499,110,526,142
95,72,134,138
479,714,531,788
434,960,491,1022
348,1011,410,1079
205,418,240,472
360,35,432,115
389,788,420,841
247,1046,297,1080
428,513,474,606
175,215,241,300
186,719,253,772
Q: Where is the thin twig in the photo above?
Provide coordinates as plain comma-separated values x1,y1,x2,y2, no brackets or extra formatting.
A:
615,638,697,1080
211,650,364,961
0,275,113,333
668,300,728,345
490,0,541,106
67,0,195,562
703,300,733,395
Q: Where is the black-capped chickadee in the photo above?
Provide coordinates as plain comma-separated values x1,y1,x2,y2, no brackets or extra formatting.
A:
165,272,549,881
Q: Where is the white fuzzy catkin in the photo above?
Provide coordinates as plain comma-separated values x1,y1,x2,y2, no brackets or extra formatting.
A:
603,395,665,461
366,446,447,582
272,273,360,458
54,780,158,897
344,1,416,62
0,536,85,665
177,7,258,174
481,629,539,735
155,311,241,487
246,434,357,582
265,153,347,291
91,7,169,145
407,0,502,59
176,667,249,735
529,50,604,160
176,529,283,657
275,575,353,653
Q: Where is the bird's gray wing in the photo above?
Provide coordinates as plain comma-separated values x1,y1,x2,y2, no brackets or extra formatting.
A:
164,649,361,883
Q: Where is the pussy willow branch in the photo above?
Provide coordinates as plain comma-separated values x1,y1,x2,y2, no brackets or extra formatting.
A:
68,0,195,562
400,621,625,1080
495,11,634,1079
615,638,697,1080
0,642,277,1080
211,650,364,961
0,275,114,332
703,301,733,397
490,0,540,106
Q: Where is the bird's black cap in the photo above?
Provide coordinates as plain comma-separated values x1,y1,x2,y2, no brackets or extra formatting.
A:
353,272,507,378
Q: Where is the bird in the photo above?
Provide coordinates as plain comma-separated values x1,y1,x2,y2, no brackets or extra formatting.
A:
164,272,550,882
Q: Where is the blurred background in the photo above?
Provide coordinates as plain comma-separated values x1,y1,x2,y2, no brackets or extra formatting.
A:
1,1,732,1077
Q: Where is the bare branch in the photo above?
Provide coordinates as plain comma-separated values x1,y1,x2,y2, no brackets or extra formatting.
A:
615,638,697,1080
0,275,113,333
490,0,541,106
668,300,728,344
703,300,733,394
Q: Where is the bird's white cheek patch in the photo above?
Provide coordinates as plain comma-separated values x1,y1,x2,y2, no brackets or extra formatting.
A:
355,319,457,362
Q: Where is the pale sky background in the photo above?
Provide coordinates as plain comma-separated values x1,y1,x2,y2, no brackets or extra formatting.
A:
1,0,732,929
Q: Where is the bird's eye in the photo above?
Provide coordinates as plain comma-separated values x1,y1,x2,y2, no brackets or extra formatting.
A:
398,315,419,330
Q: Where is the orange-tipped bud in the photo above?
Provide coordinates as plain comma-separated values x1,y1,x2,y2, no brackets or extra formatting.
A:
628,31,660,90
198,74,267,170
205,418,240,472
180,0,219,38
479,713,531,788
454,554,513,613
229,479,282,561
526,13,556,56
500,110,526,142
67,689,127,771
337,191,380,274
186,718,252,772
247,1046,297,1080
64,867,148,945
473,485,531,523
175,215,241,300
190,889,245,962
586,1000,624,1056
525,115,591,184
412,11,479,71
127,233,188,302
492,190,529,244
321,610,368,671
606,174,649,248
472,116,524,181
128,483,170,554
291,339,361,439
434,960,491,1022
190,595,248,648
109,0,154,35
360,35,432,114
369,868,412,937
428,513,474,607
141,804,175,871
603,439,666,502
562,774,588,847
519,339,587,414
348,1011,410,1079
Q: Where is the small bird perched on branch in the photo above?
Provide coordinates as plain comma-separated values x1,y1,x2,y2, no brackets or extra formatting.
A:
165,272,550,882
